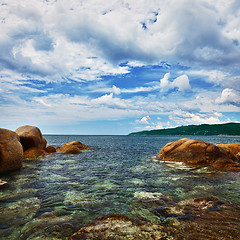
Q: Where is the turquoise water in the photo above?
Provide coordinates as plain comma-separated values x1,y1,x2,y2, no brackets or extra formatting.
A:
0,135,240,239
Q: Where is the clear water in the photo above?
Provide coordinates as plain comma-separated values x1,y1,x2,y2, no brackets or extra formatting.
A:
0,135,240,239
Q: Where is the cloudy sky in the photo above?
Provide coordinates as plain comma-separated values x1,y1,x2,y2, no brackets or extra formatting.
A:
1,0,240,134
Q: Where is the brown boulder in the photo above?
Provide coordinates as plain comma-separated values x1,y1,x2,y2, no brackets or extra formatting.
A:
0,128,23,173
45,146,56,153
63,141,92,150
57,145,82,154
15,125,47,151
57,141,91,154
217,144,240,157
156,138,240,171
23,147,46,159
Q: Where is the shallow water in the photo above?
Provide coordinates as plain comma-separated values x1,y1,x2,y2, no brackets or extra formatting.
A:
0,135,240,239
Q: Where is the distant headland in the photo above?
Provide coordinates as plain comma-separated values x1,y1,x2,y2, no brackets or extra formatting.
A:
129,122,240,136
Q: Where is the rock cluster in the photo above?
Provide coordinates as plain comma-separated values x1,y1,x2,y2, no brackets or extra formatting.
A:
156,138,240,171
0,125,91,173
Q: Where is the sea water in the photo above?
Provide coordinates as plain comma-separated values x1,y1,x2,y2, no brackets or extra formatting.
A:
0,135,240,239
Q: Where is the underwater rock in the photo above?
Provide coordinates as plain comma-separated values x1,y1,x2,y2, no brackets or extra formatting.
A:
69,213,170,240
19,212,78,240
156,138,240,171
167,197,240,240
134,193,240,240
0,128,23,173
0,198,41,222
15,125,47,151
23,147,46,159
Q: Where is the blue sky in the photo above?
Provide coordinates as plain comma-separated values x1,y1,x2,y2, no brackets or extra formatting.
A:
0,0,240,135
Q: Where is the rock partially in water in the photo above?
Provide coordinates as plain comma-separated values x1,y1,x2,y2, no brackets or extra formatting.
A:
0,128,23,173
0,179,7,186
57,141,92,154
45,145,57,153
63,141,92,150
23,147,46,159
217,143,240,158
69,213,170,240
15,125,47,151
156,138,240,171
58,145,82,154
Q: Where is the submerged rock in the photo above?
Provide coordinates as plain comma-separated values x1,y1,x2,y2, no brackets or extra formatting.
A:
0,128,23,173
19,212,78,240
133,192,240,240
168,197,240,240
156,138,240,171
69,213,170,240
15,125,47,151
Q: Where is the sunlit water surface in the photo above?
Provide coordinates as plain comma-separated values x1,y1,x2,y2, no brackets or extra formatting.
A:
0,135,240,239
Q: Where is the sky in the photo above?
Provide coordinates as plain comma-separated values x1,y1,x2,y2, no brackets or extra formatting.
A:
0,0,240,135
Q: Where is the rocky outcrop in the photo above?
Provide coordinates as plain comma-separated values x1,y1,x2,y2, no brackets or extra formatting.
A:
57,141,91,154
156,138,240,171
15,125,47,151
217,144,240,158
0,128,23,173
69,213,169,240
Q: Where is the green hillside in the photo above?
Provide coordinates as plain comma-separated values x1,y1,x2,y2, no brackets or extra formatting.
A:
129,123,240,136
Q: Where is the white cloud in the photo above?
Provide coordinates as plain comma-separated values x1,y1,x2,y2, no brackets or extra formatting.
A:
187,69,228,85
137,116,151,125
160,73,191,92
216,88,240,106
91,93,130,109
1,0,240,83
112,85,121,95
170,110,225,125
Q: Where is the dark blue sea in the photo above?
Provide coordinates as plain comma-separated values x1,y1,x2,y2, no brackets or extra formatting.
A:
0,135,240,239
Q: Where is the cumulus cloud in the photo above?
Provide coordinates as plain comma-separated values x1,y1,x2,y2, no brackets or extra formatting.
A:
137,116,151,125
91,93,129,109
216,88,240,106
160,73,191,92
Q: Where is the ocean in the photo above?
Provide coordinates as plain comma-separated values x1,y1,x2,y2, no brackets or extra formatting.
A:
0,135,240,239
